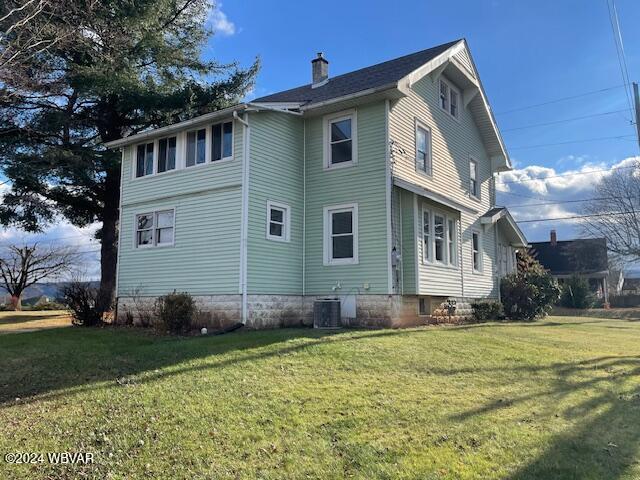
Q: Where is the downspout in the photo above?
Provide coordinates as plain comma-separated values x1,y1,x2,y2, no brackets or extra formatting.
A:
302,119,306,298
114,147,125,322
385,99,393,295
494,223,501,302
235,110,250,326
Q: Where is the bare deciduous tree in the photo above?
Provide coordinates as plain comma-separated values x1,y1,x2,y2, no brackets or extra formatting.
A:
0,243,77,310
581,161,640,261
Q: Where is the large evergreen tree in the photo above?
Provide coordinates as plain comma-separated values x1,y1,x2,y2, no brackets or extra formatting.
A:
0,0,258,313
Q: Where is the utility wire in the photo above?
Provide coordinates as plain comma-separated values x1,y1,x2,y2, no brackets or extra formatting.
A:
498,164,637,185
494,85,626,115
509,134,635,150
505,197,614,208
515,211,629,224
606,0,635,117
501,108,630,133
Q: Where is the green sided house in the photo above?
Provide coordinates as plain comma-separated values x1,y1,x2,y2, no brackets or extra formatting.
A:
106,38,527,329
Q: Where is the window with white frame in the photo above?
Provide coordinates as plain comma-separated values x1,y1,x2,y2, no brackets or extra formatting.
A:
434,214,445,263
472,231,482,272
439,78,460,119
469,157,479,199
157,136,177,173
135,209,175,248
415,122,432,175
186,128,206,167
422,205,458,266
447,218,457,266
325,110,356,168
266,201,290,242
136,142,154,177
212,121,233,161
422,209,431,263
324,203,358,265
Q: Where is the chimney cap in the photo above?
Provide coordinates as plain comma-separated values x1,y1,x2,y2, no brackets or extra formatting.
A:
312,52,328,63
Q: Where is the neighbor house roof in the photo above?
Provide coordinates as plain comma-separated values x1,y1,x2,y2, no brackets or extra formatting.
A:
622,278,640,291
253,40,460,105
528,238,608,276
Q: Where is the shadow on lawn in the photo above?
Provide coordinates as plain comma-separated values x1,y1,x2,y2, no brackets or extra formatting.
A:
0,313,67,325
447,355,640,480
0,326,411,405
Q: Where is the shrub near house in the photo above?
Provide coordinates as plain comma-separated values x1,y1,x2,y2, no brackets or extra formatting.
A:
500,252,561,321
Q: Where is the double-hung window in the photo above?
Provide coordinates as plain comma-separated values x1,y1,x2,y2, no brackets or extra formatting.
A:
135,209,175,248
325,110,356,168
422,205,458,266
472,231,482,272
157,136,177,173
416,122,432,175
439,78,460,120
186,128,206,167
433,214,445,263
136,143,154,177
469,157,479,199
324,203,358,265
212,121,233,161
266,201,290,242
422,209,431,263
447,218,457,265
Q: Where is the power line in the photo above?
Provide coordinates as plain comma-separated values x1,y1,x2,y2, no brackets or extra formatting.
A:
494,85,626,115
505,197,613,208
515,211,629,224
501,108,630,133
498,164,637,185
509,134,635,150
606,0,635,117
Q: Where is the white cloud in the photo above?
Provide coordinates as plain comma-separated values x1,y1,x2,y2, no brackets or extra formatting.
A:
207,3,236,36
497,156,640,242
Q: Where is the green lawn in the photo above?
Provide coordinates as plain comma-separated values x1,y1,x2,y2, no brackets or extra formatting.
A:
1,317,640,479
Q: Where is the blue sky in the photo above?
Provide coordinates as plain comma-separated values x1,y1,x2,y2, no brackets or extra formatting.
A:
3,0,639,275
210,0,640,244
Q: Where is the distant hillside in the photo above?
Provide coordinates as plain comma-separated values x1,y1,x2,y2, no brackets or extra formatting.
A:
0,281,99,301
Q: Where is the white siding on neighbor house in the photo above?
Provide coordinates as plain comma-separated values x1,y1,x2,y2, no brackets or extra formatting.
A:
389,63,497,298
453,49,476,78
117,118,244,297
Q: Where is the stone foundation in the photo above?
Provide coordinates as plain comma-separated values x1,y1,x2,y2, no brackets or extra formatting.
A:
116,293,483,330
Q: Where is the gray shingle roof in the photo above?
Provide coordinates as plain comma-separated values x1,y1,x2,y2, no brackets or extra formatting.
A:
528,238,608,276
252,40,461,106
481,207,506,219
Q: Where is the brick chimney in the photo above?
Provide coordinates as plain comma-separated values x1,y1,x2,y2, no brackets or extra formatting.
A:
550,229,557,246
311,52,328,87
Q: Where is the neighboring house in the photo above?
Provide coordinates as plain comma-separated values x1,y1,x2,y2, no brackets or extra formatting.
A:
106,39,526,328
608,269,625,296
529,231,610,302
622,277,640,295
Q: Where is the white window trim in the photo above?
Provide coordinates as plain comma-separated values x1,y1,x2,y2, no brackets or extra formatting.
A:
266,200,291,243
134,141,156,179
134,208,176,249
439,77,461,122
155,135,179,176
323,109,358,170
469,156,480,201
323,202,359,266
211,120,235,163
472,230,483,273
131,118,235,180
185,126,209,168
421,204,458,268
414,119,433,177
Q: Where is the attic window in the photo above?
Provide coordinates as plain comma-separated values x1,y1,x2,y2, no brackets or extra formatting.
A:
439,78,460,119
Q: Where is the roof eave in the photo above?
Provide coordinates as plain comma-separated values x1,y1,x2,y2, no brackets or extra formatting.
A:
299,82,404,112
103,104,247,149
